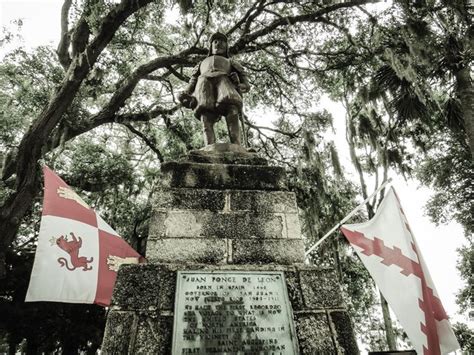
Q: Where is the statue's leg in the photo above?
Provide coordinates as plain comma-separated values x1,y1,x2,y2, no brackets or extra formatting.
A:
225,105,241,145
201,112,218,145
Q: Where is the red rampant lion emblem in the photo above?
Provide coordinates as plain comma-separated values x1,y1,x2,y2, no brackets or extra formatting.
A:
56,232,93,271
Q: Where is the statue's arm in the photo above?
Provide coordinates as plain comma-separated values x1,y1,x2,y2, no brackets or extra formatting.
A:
231,60,250,93
184,64,200,94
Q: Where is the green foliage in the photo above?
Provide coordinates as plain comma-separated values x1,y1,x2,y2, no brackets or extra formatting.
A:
0,47,64,149
416,132,473,235
452,322,474,352
454,243,473,314
62,141,134,191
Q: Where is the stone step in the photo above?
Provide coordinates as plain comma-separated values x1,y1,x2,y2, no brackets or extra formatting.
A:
161,161,287,190
187,143,269,165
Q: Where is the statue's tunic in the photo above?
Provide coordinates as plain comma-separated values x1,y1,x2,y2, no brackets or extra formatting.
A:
189,55,245,118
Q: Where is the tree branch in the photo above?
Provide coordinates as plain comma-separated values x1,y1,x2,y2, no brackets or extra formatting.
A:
166,65,191,82
56,0,73,69
122,123,164,163
230,0,372,54
60,105,181,151
226,0,266,36
70,14,90,58
88,53,196,124
2,105,180,184
3,50,199,183
114,39,171,53
0,0,156,279
245,117,300,138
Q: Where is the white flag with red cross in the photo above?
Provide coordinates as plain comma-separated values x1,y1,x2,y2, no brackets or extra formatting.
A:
25,166,143,306
341,187,460,355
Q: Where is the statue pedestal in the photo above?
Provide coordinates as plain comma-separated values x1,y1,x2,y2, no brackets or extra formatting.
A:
101,153,359,354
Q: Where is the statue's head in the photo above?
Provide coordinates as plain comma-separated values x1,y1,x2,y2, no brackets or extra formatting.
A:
209,32,229,57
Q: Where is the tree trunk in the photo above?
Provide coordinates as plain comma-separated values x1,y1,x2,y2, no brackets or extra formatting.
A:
380,291,397,350
344,97,374,216
333,238,343,281
343,95,397,349
0,74,82,278
369,210,397,351
0,0,155,279
455,66,474,160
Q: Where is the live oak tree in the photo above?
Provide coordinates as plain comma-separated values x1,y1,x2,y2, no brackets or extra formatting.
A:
0,0,379,278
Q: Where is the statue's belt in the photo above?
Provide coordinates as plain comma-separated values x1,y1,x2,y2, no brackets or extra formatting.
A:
199,71,230,79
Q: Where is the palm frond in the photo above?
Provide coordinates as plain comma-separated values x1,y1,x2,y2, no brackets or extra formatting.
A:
357,112,378,149
391,89,429,123
371,65,404,96
444,96,464,133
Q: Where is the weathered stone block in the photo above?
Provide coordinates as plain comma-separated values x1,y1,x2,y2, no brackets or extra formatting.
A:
232,239,305,264
153,188,226,212
111,264,161,310
229,190,298,213
232,213,285,239
149,210,290,239
133,314,173,354
329,310,360,354
147,212,167,239
285,213,302,238
101,311,137,354
294,312,335,353
283,270,304,311
299,268,345,309
148,211,204,239
110,264,177,311
161,161,287,190
147,238,227,264
156,267,177,311
153,188,299,214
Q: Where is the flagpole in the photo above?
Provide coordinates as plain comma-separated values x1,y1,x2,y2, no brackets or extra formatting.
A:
304,178,392,258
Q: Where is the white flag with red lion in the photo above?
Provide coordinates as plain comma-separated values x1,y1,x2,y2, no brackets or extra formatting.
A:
341,187,459,355
26,166,142,306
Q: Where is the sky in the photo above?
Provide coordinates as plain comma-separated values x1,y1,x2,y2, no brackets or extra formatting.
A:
0,0,471,342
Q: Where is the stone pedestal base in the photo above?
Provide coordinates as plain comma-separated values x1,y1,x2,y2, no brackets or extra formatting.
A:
102,153,359,354
147,186,305,265
101,264,359,354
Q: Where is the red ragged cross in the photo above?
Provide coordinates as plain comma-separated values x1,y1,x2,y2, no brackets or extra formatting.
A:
341,227,448,355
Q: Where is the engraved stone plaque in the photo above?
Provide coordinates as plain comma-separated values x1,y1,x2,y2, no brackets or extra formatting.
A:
172,271,298,355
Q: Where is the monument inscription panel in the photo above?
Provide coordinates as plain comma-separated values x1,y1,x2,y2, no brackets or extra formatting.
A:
172,271,298,355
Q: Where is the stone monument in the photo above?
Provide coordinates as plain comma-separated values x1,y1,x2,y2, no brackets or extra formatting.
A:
101,143,359,353
101,33,359,354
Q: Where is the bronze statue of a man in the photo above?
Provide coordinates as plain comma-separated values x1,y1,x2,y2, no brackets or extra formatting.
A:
179,32,250,146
